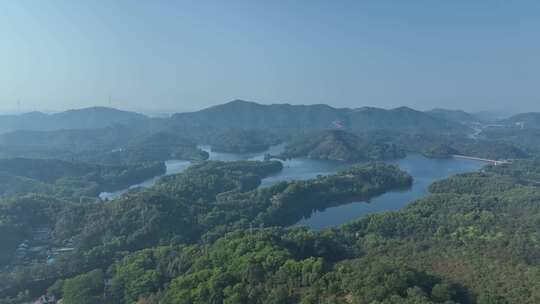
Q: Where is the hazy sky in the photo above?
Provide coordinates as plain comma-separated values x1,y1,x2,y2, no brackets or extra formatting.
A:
1,1,539,114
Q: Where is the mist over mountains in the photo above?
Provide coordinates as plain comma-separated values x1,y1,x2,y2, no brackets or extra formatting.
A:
0,107,151,134
2,99,540,304
1,99,537,166
1,100,536,136
0,100,467,134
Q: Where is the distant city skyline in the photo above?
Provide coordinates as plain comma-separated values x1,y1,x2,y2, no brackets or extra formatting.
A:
2,1,539,113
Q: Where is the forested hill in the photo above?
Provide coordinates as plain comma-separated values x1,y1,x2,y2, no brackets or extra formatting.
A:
7,160,540,303
0,107,157,134
0,127,208,165
204,129,282,153
1,102,471,136
0,161,411,302
279,129,405,162
170,100,470,135
0,158,165,199
502,112,540,129
7,102,540,137
346,106,470,134
171,100,342,132
426,108,481,125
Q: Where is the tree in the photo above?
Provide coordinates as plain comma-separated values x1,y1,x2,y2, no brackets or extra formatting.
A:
431,283,454,302
62,269,104,304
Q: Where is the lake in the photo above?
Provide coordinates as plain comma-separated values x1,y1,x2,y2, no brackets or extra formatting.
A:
100,144,485,229
98,160,192,200
293,153,484,229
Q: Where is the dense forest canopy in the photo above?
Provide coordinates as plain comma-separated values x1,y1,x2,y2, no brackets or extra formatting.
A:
170,100,471,135
278,130,406,162
0,158,165,199
366,131,530,160
0,127,208,165
5,161,540,303
426,109,481,125
0,107,153,134
1,101,538,163
204,129,283,153
0,161,412,302
2,101,540,304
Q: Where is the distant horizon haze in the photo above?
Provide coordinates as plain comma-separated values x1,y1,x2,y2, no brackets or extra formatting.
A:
2,1,539,113
0,99,524,118
0,99,521,117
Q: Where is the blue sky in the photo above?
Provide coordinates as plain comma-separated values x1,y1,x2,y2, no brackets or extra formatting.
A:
1,1,539,113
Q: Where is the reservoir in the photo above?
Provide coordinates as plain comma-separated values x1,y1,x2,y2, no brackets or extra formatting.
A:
293,154,484,229
98,160,191,200
101,144,485,229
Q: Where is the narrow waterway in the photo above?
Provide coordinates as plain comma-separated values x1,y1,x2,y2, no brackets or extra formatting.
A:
98,160,191,200
294,154,484,229
100,144,485,229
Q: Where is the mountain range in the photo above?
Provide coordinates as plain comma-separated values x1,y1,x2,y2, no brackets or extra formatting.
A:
0,107,154,134
3,100,540,136
170,100,470,135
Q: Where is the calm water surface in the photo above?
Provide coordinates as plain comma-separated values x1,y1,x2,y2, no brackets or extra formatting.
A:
99,160,191,200
101,144,485,229
295,154,484,229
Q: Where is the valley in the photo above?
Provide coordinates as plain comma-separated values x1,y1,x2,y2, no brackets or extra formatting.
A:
1,100,539,304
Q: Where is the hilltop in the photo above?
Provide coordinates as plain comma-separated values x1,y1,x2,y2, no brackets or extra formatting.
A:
426,108,480,125
0,101,471,138
278,129,405,162
502,112,540,129
170,100,470,135
0,107,153,134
